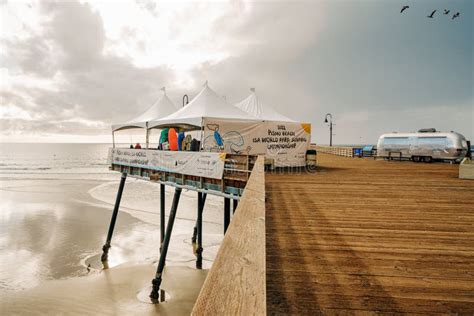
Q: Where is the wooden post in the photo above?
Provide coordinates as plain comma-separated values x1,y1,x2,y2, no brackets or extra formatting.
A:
150,187,182,302
224,197,230,234
101,172,127,265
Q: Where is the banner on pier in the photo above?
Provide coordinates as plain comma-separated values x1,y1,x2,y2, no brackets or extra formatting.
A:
108,149,226,179
202,119,311,167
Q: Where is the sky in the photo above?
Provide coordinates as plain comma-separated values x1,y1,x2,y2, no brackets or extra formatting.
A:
0,0,472,144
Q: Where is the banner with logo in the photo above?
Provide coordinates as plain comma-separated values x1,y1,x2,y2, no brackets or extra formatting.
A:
202,119,311,167
108,148,226,179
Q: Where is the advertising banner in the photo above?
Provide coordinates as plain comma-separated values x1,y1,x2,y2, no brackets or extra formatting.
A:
108,148,226,179
202,119,311,167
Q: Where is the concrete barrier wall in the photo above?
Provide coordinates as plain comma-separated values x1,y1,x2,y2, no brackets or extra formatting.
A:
192,156,266,315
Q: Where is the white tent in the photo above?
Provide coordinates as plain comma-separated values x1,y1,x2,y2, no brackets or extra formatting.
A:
234,88,295,122
112,88,178,132
148,83,257,130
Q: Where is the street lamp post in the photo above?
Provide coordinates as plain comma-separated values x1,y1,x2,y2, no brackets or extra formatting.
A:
324,113,333,147
182,94,189,107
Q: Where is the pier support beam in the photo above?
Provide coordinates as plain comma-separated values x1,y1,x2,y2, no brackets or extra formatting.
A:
196,192,207,269
224,197,231,234
101,172,127,266
160,184,165,252
192,193,207,245
150,187,182,302
233,198,238,214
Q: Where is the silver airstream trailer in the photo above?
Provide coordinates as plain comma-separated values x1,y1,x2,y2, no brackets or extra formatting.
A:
377,129,469,163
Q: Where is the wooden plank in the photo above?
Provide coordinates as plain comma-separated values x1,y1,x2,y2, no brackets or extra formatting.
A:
192,156,266,315
266,153,474,314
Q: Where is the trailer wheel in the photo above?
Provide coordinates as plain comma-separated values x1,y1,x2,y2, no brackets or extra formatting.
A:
423,156,433,163
412,156,421,162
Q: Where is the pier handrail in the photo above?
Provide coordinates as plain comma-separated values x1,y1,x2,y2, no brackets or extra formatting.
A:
315,145,355,157
192,155,266,316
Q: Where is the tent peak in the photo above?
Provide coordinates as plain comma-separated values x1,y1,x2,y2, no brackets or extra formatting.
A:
203,80,208,88
234,90,295,122
160,86,166,95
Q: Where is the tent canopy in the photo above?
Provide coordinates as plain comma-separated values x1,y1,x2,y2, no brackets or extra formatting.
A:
148,83,258,130
234,88,295,122
112,88,178,132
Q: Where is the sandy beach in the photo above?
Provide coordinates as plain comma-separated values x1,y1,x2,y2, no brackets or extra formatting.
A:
1,264,208,315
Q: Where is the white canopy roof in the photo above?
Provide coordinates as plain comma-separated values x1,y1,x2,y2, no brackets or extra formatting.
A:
148,83,258,130
234,89,295,122
112,88,178,131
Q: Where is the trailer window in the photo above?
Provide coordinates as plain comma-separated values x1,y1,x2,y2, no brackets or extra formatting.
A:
383,137,409,145
417,137,447,147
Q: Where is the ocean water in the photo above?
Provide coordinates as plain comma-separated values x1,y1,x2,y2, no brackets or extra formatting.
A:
0,143,114,180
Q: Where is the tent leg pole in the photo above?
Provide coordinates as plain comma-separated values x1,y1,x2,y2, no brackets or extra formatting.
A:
112,131,115,149
196,192,206,269
101,172,127,266
150,187,182,302
146,125,149,149
224,197,230,234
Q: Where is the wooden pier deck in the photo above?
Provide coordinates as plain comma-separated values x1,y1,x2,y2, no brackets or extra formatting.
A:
266,153,474,314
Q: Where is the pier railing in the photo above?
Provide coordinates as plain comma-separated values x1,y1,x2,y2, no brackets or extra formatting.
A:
108,148,256,198
192,156,266,315
314,145,355,157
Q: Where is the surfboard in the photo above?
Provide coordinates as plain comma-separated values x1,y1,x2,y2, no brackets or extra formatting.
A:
168,128,178,151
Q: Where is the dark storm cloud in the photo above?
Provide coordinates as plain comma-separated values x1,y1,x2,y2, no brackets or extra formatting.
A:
190,0,473,143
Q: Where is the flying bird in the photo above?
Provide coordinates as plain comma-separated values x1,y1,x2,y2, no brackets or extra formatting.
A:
427,10,437,18
452,12,460,19
400,5,409,13
444,9,450,15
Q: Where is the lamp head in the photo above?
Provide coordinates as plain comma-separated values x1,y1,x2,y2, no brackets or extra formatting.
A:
324,118,328,123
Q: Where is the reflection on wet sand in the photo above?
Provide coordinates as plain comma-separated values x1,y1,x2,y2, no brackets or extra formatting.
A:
0,179,143,293
0,265,208,315
1,176,224,314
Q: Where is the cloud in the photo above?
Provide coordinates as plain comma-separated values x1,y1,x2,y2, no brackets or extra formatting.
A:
1,0,174,138
1,0,472,143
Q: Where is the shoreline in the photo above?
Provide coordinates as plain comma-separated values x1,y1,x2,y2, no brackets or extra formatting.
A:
0,176,224,297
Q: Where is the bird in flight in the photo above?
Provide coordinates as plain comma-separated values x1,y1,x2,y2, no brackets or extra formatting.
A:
444,9,450,15
400,5,409,13
427,10,437,18
452,12,460,19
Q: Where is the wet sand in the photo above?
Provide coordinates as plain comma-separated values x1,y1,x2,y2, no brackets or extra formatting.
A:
0,265,207,315
0,179,143,292
0,177,224,314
